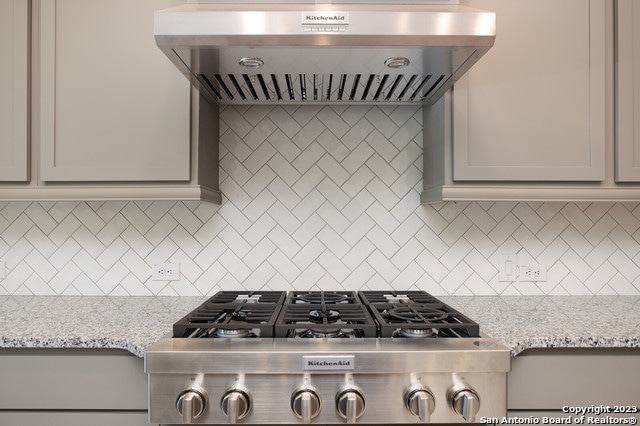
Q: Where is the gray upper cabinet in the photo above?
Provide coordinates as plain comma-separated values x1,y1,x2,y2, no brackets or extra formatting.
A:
0,0,29,182
38,0,190,182
0,0,220,203
453,0,606,182
421,0,638,203
616,0,640,181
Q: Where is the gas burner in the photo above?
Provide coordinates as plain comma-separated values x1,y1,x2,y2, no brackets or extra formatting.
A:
275,293,377,338
297,293,349,304
395,328,439,338
309,309,340,323
299,329,348,338
215,328,252,338
361,291,481,338
385,306,450,322
172,291,286,338
231,311,248,321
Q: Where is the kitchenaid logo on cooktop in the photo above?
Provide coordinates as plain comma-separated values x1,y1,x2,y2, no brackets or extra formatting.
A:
303,355,355,371
301,12,349,25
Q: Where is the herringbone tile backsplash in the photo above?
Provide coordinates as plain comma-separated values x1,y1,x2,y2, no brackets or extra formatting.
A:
1,105,639,296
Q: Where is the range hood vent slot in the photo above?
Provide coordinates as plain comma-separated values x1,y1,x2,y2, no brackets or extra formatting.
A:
197,72,449,104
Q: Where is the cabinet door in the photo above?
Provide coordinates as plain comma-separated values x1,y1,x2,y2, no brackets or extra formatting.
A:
0,0,29,181
453,0,606,181
616,0,640,181
38,0,190,181
0,412,151,426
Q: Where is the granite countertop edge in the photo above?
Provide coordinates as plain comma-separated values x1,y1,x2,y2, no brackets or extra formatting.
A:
0,336,146,357
0,295,638,358
492,336,640,357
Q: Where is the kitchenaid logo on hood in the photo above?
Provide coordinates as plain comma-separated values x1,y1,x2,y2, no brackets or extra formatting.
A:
303,355,354,371
301,12,349,25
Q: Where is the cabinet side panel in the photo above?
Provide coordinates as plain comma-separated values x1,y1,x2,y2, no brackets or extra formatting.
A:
616,0,640,181
0,0,29,181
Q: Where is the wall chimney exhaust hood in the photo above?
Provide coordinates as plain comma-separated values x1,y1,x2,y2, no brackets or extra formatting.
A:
154,1,496,105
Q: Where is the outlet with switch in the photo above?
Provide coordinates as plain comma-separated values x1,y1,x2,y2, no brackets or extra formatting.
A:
498,255,547,282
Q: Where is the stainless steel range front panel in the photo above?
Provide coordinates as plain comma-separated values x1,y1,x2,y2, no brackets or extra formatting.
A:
146,337,510,424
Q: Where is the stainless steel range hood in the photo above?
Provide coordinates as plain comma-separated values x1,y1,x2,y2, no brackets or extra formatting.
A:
154,1,495,105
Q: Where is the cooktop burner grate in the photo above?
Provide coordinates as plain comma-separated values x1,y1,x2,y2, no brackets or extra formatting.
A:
204,291,287,304
288,291,360,305
275,291,377,338
172,291,286,338
358,290,443,305
274,305,377,338
360,290,480,338
172,290,480,339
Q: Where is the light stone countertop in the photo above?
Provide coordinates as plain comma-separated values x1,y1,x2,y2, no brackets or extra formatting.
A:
0,295,638,357
441,295,640,356
0,295,206,357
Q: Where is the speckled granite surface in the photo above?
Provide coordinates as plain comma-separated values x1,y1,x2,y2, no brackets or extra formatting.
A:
0,296,206,357
1,295,638,357
442,295,640,356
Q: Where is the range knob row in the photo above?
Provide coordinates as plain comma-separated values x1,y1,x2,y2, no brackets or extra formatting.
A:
177,382,480,423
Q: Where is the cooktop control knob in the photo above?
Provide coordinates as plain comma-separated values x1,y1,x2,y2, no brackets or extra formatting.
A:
403,385,435,423
335,385,365,423
221,387,252,424
176,389,207,423
450,388,480,423
291,385,321,423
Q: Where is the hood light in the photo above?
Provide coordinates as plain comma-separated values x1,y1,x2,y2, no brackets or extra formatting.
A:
239,57,265,69
384,57,410,69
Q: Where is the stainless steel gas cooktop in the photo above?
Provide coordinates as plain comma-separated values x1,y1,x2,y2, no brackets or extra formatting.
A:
145,290,510,424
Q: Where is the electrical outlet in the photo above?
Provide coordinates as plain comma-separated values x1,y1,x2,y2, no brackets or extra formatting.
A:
0,260,5,279
152,262,180,281
519,264,547,282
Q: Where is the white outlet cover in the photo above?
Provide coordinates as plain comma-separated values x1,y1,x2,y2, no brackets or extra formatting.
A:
152,262,180,281
518,264,547,282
